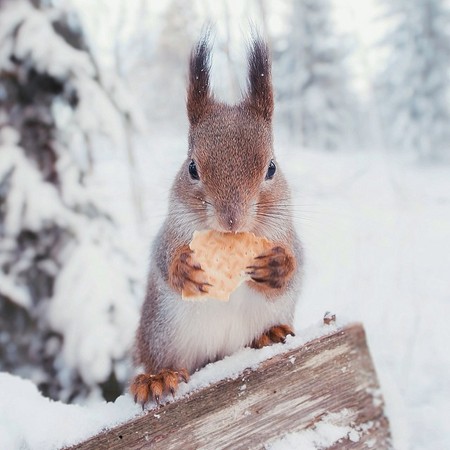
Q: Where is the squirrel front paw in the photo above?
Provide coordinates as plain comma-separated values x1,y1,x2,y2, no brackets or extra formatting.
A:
247,246,295,291
168,245,212,296
130,369,189,408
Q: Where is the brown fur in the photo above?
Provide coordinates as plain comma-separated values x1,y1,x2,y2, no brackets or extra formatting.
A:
244,39,274,121
187,37,213,125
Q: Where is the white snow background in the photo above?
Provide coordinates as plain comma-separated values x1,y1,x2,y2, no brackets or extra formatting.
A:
1,135,449,449
0,0,449,447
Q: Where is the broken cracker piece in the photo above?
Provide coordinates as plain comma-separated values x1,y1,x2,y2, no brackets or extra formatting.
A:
182,230,274,302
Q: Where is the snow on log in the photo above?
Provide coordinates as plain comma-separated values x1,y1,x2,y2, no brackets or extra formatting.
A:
69,323,391,449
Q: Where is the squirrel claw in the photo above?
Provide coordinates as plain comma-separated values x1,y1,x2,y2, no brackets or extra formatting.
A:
183,280,211,296
251,324,295,349
130,369,190,409
176,368,189,383
198,284,211,294
248,246,295,291
169,245,212,294
255,246,285,259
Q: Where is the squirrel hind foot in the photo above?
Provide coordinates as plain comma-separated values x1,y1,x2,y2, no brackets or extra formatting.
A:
251,324,295,349
130,368,189,409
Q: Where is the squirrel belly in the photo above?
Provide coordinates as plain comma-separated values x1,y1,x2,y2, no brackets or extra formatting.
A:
134,263,298,375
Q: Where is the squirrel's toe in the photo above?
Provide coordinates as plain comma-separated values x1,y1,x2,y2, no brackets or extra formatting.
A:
130,369,190,409
251,324,295,349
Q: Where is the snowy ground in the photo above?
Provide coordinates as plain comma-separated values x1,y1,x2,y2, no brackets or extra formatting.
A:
1,134,449,449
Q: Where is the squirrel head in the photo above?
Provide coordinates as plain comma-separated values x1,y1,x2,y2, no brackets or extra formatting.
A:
175,35,290,235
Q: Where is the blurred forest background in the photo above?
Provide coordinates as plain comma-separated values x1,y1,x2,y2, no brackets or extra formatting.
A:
0,0,449,413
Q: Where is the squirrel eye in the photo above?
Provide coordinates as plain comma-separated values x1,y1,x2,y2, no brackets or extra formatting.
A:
265,160,276,180
188,160,200,180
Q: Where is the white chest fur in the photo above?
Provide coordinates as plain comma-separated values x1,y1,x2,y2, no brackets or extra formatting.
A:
170,283,295,372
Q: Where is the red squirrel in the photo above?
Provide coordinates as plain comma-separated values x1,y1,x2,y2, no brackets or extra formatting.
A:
130,36,303,407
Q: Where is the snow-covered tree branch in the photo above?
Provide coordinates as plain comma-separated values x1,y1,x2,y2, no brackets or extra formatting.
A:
0,0,140,402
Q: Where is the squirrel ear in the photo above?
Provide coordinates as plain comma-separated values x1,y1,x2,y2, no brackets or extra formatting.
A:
187,36,213,126
245,39,274,122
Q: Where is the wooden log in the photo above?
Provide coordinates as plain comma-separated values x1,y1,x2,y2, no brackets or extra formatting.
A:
70,323,391,449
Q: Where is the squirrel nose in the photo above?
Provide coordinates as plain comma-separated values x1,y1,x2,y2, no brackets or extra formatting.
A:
217,195,243,232
228,216,237,232
218,209,240,232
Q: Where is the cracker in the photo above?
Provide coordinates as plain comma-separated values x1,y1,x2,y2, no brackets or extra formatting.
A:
182,230,274,301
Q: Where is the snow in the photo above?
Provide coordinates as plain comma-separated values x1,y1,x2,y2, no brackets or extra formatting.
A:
0,372,140,450
0,1,93,79
377,0,450,159
275,0,357,151
2,0,448,448
0,131,77,307
129,139,450,450
2,113,449,448
0,125,140,400
283,148,450,450
3,141,447,449
175,320,343,396
0,321,341,449
0,137,72,237
78,134,450,449
0,0,140,147
1,139,449,449
0,0,144,402
267,411,355,450
48,240,139,386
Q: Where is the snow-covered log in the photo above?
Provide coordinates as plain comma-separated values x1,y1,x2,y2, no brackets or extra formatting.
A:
70,323,391,449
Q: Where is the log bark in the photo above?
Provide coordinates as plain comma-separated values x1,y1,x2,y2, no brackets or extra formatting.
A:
70,323,391,449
